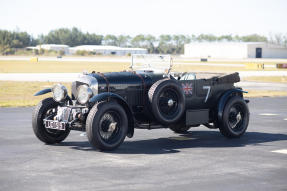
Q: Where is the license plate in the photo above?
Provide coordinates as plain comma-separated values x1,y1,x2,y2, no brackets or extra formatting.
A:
45,120,66,131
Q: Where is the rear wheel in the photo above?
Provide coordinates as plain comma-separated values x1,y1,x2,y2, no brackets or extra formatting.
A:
86,101,128,151
219,96,249,138
32,98,70,144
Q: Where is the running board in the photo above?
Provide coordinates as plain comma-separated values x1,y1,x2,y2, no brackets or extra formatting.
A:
136,123,164,129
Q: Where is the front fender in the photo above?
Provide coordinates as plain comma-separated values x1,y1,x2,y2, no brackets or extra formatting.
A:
89,92,116,103
34,88,51,96
89,92,135,138
217,88,247,123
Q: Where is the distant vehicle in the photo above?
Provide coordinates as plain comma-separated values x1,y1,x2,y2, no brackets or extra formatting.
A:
57,56,62,59
32,54,250,151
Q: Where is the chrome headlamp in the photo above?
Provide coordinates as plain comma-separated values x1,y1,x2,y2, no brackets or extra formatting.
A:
52,84,67,102
77,85,93,104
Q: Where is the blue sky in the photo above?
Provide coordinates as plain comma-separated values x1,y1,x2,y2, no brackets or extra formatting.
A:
0,0,286,37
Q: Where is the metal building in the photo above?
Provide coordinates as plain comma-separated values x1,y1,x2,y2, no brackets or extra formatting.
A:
184,42,287,59
37,44,70,54
69,45,147,56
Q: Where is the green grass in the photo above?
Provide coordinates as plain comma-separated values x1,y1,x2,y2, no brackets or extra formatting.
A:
177,59,287,65
0,60,241,73
242,76,287,83
244,90,287,98
0,81,71,107
0,60,130,73
1,59,287,73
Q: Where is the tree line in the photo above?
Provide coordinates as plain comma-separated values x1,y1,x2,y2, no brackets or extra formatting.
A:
1,27,287,55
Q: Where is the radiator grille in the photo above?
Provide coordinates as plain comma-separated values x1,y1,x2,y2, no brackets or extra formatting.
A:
63,107,71,122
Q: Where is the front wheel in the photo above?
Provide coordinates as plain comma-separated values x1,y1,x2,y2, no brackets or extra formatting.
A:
219,96,250,138
86,101,128,151
32,98,70,144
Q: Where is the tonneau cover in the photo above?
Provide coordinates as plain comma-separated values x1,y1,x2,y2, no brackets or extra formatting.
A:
213,72,240,84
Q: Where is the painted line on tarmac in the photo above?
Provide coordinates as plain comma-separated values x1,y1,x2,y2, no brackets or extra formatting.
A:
80,132,86,136
271,149,287,154
259,113,278,116
284,118,287,121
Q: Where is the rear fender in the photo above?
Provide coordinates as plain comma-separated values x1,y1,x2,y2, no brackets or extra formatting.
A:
217,88,247,123
34,88,52,96
89,92,135,138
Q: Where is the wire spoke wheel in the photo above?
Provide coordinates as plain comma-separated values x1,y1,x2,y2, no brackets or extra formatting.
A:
44,108,62,135
99,111,121,143
228,104,244,131
86,101,128,151
219,96,250,138
32,98,70,144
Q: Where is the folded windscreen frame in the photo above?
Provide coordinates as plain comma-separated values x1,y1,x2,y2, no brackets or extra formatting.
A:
131,54,173,74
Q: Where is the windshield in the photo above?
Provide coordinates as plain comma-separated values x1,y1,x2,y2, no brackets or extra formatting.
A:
131,54,172,73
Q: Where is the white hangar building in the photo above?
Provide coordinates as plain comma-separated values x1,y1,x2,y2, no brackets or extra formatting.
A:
27,44,70,54
184,42,287,59
37,44,70,54
69,45,147,56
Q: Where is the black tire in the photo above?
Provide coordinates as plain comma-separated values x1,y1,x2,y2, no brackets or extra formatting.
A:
86,101,128,151
148,79,185,125
219,96,249,138
169,123,190,134
213,121,220,129
32,97,70,144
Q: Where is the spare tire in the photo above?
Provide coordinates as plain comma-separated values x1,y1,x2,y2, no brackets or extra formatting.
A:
148,78,185,125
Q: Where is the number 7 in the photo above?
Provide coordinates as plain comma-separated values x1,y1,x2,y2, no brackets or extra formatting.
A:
203,86,211,103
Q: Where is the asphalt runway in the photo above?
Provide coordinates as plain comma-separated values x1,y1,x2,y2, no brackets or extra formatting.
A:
0,97,287,191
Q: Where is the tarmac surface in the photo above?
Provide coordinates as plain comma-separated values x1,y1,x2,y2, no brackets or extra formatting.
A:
0,97,287,191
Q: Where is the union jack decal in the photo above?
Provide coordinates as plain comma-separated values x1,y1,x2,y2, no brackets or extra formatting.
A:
182,83,193,95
